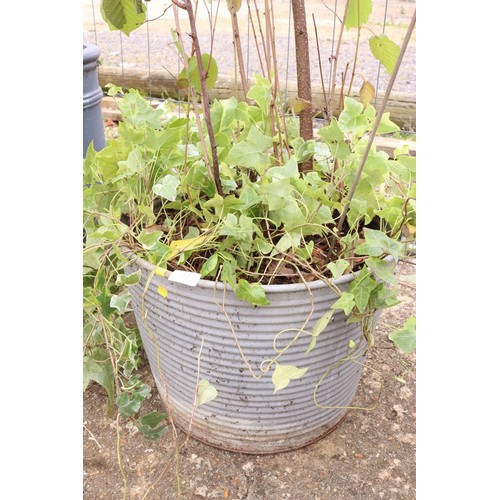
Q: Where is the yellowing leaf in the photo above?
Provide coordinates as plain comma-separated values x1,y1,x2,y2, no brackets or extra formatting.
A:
360,80,375,107
405,223,416,235
227,0,242,12
157,285,168,299
289,97,311,114
166,234,212,261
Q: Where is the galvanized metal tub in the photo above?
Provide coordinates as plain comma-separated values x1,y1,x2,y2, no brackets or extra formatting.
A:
126,253,374,454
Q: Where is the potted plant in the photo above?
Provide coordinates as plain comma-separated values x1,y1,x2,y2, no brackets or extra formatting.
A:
84,0,416,453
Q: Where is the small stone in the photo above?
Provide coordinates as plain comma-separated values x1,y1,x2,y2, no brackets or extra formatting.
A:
195,485,208,497
242,461,254,472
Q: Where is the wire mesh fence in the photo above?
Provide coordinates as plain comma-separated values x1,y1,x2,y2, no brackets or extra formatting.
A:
83,0,416,130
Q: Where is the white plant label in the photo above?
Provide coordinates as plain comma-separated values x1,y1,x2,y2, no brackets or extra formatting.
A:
168,270,202,287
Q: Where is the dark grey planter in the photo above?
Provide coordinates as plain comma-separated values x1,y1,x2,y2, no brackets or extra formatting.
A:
83,43,106,158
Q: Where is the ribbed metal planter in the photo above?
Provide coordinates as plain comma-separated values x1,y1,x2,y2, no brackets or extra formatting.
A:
127,253,374,454
83,43,106,158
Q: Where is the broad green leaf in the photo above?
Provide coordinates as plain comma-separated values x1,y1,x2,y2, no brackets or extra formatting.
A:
235,279,270,306
116,379,151,418
201,253,219,277
345,0,372,30
260,179,293,211
267,157,299,181
377,112,400,134
366,257,398,286
246,76,272,114
355,228,404,261
152,174,180,201
196,379,218,407
186,54,218,93
318,120,351,160
326,259,350,279
273,231,302,254
138,412,168,440
305,336,317,355
369,34,400,75
226,125,273,170
138,229,163,250
332,292,356,315
83,351,115,415
210,97,239,135
100,0,146,35
272,363,308,393
116,392,142,418
116,270,142,286
348,267,379,312
388,317,416,353
338,97,368,135
290,138,317,163
220,256,237,290
312,309,334,337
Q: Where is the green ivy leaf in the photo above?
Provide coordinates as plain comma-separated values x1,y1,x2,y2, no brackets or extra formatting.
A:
332,292,356,315
348,267,379,313
318,120,350,160
138,412,168,440
200,253,219,277
366,257,398,286
227,125,273,170
83,350,115,415
345,0,372,30
369,34,400,75
116,270,142,286
138,230,163,250
338,97,368,135
326,259,350,279
116,379,151,418
235,279,271,306
311,309,334,337
272,363,308,393
388,317,416,353
355,228,404,261
100,0,146,35
267,157,299,181
153,174,180,201
110,293,132,313
196,379,218,407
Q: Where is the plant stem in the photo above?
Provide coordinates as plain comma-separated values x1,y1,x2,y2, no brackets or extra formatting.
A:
335,10,416,232
228,1,249,99
291,0,313,167
312,13,329,117
176,0,224,196
329,0,349,118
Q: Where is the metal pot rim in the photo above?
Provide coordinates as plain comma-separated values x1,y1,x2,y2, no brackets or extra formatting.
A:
121,245,393,294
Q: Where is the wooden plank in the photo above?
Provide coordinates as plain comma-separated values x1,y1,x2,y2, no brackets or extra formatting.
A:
101,95,416,157
98,65,416,130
